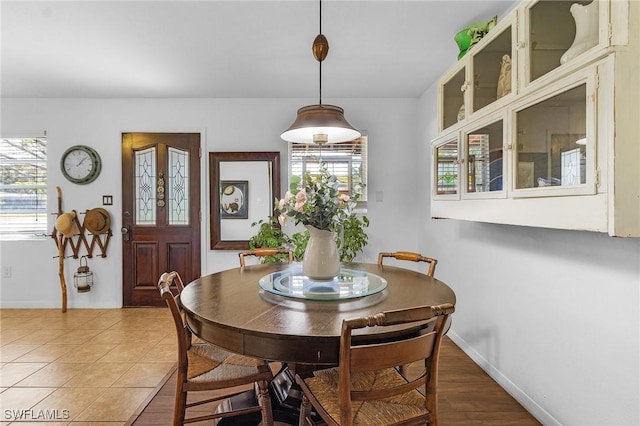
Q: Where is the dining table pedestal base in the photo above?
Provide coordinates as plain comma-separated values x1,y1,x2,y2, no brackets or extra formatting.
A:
216,365,320,426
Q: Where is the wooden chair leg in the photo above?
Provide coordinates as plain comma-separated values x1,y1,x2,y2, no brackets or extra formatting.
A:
298,394,313,426
256,380,274,426
173,387,187,426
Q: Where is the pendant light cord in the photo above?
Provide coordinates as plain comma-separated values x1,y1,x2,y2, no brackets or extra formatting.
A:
318,0,322,105
319,0,323,153
319,0,323,164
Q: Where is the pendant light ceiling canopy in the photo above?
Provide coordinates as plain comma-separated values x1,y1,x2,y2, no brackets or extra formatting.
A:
281,0,361,145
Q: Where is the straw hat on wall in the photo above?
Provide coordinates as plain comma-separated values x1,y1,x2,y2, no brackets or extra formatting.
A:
55,211,78,238
84,208,111,235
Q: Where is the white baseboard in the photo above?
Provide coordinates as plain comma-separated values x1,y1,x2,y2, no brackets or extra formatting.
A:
0,300,121,309
447,330,560,426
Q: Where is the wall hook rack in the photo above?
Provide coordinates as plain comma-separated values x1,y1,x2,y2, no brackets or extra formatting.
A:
50,186,113,312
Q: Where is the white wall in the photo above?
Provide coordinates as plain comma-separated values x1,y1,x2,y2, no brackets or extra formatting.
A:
417,84,640,425
0,97,422,308
3,91,638,425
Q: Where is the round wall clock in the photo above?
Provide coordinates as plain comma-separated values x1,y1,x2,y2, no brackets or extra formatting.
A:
60,145,102,184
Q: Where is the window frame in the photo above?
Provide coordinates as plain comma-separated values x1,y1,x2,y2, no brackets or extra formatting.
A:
0,137,48,240
288,134,368,211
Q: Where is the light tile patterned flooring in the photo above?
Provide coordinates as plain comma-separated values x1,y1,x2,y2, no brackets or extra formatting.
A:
0,308,176,425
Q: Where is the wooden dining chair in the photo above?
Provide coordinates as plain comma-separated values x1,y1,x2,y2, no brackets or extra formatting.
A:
295,303,454,426
378,251,447,375
157,271,274,426
238,248,294,267
378,251,438,277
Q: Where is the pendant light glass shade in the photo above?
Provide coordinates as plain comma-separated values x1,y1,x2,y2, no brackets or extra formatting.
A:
281,0,361,145
281,104,361,144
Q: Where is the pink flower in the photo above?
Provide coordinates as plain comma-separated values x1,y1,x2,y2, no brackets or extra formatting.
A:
278,214,285,226
272,164,358,232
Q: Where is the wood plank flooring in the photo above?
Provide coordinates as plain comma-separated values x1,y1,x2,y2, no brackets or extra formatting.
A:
129,338,541,425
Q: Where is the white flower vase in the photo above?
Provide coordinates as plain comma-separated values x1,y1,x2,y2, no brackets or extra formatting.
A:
560,1,599,65
303,225,340,280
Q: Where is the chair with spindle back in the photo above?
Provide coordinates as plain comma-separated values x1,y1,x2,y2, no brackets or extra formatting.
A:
157,271,274,426
296,303,455,426
379,251,446,375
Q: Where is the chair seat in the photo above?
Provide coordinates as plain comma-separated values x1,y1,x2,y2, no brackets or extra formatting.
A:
303,367,429,425
187,343,272,389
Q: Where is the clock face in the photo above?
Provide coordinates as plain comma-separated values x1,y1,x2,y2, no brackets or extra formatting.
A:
61,145,102,184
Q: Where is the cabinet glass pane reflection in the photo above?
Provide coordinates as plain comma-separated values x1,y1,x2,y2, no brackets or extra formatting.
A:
466,120,503,193
436,139,459,195
529,1,575,82
516,83,586,189
442,68,466,130
473,27,512,112
528,0,599,84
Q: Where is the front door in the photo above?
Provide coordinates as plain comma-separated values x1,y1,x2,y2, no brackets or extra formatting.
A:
122,133,201,306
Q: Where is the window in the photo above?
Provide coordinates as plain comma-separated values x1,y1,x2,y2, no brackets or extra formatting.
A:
289,134,367,209
0,137,48,239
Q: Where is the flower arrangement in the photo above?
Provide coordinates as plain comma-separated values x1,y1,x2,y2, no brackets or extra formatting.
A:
250,163,369,263
276,163,355,233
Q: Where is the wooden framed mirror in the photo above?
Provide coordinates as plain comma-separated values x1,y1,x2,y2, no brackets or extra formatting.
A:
209,151,281,250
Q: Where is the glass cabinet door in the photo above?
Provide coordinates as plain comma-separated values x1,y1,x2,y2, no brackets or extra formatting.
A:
464,118,505,197
471,21,514,114
513,73,596,196
440,65,467,131
523,0,604,88
433,135,460,199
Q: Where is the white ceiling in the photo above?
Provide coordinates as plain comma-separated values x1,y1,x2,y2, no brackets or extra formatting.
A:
1,0,516,99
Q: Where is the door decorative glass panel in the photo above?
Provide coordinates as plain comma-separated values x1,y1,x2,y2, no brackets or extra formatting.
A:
168,147,189,225
561,147,583,185
135,147,156,225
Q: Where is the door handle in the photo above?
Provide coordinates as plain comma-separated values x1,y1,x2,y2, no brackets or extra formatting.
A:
121,225,131,241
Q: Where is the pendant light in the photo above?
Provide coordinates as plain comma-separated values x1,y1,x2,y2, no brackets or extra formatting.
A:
281,0,361,145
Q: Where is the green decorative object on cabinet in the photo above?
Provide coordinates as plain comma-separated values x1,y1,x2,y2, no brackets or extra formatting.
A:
455,16,497,60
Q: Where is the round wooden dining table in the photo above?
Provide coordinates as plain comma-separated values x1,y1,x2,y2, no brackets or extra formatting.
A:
180,262,456,425
180,262,456,366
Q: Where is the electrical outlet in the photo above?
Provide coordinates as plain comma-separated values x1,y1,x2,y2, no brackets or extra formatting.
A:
2,266,12,278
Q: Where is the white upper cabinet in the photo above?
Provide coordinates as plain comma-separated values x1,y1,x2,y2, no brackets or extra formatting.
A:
439,15,516,132
518,0,626,92
431,0,639,237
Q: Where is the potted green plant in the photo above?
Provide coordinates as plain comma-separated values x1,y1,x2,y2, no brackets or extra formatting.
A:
249,214,369,264
247,217,293,264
